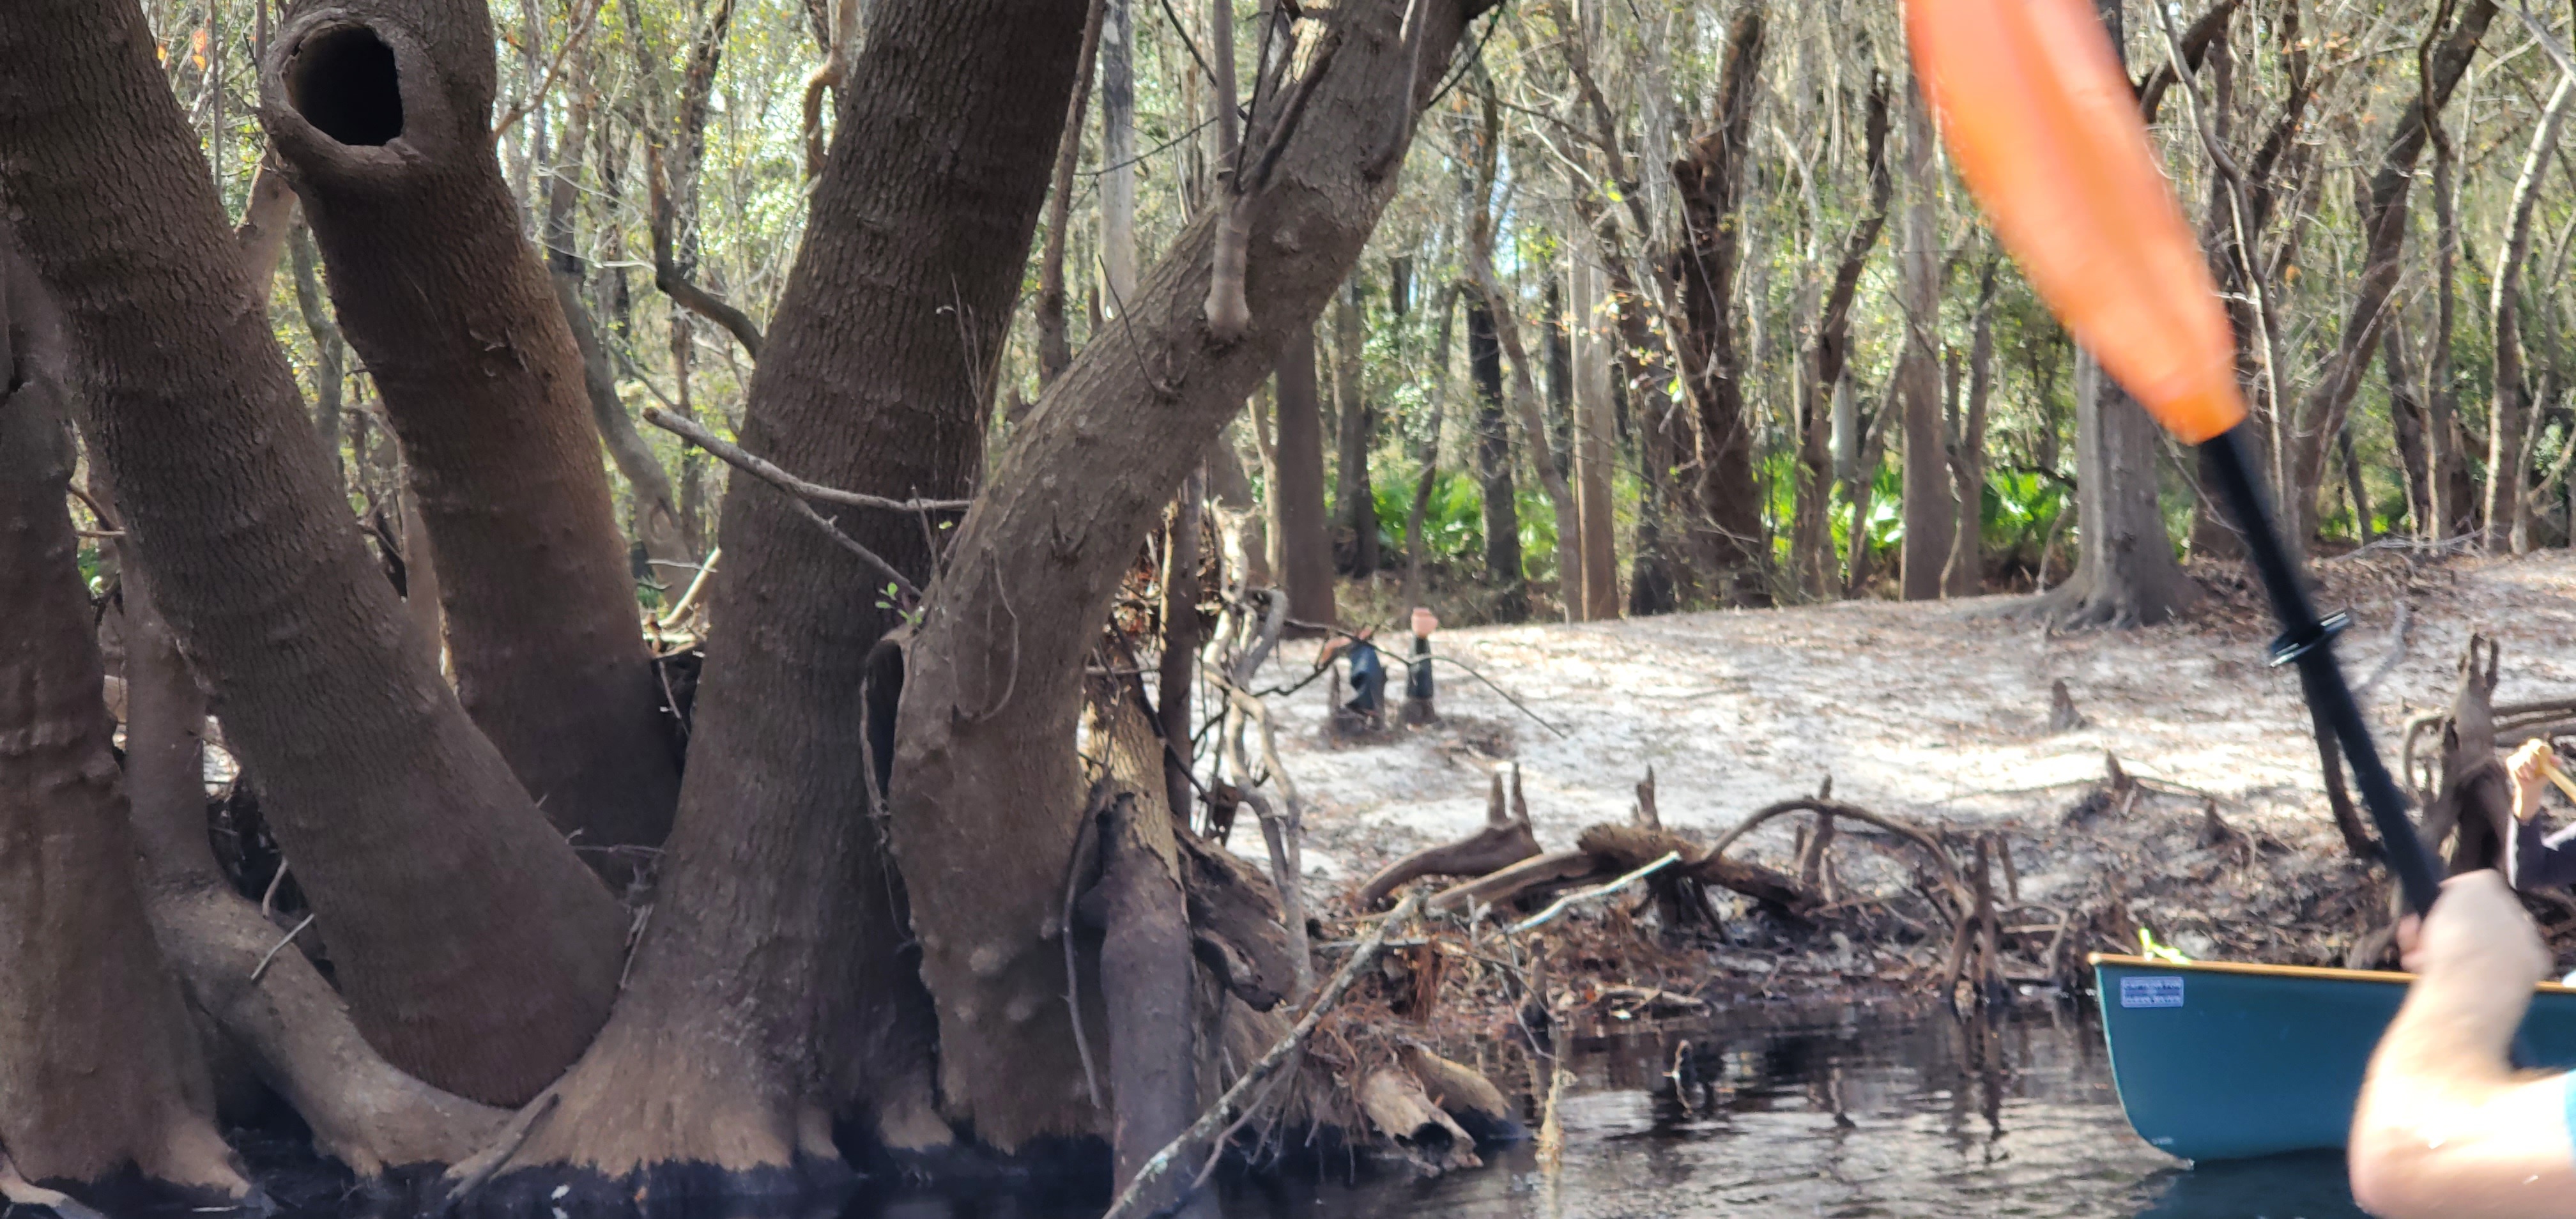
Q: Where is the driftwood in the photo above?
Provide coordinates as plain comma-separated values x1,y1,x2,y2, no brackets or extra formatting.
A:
1427,850,1598,914
1358,1068,1480,1174
1099,894,1423,1219
1177,830,1296,1012
1354,766,1539,908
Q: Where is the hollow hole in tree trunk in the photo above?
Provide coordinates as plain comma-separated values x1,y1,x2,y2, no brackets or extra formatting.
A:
288,26,404,147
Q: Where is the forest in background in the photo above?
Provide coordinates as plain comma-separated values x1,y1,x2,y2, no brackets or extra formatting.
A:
146,0,2576,628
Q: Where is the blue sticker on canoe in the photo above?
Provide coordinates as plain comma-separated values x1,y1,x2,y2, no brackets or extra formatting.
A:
2120,976,2184,1009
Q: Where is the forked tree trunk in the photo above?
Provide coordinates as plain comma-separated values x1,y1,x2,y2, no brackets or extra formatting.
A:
0,0,627,1107
0,279,247,1205
1670,4,1767,607
505,0,1091,1186
889,0,1476,1149
261,0,681,861
119,565,507,1177
1275,323,1338,629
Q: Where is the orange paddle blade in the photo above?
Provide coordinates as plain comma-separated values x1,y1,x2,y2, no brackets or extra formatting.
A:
1908,0,2245,443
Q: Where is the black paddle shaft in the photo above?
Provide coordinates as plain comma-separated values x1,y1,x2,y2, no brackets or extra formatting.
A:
2198,424,2442,916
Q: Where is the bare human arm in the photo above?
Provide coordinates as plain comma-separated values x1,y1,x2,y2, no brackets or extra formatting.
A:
2349,869,2576,1218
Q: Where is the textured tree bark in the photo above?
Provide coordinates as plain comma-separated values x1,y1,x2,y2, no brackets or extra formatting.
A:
1895,73,1952,602
1467,299,1526,618
889,0,1475,1149
0,274,247,1205
1570,250,1618,620
503,0,1089,1184
0,0,626,1107
1275,324,1338,629
1670,5,1767,607
1332,280,1382,578
119,566,506,1177
260,0,681,861
2483,72,2572,553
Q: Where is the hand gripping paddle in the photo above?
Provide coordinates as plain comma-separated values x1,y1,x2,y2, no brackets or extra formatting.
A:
1908,0,2442,914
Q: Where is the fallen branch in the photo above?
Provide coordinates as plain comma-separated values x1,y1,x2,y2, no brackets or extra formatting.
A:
1505,850,1679,935
644,407,971,514
1354,766,1538,908
249,912,318,983
1703,797,1966,911
1099,893,1422,1219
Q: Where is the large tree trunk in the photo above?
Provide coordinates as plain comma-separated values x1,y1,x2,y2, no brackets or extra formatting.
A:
1332,279,1382,578
1896,73,1952,601
119,565,507,1177
2483,72,2573,553
507,0,1089,1184
0,0,627,1107
889,0,1476,1149
2035,0,2198,627
261,0,681,861
1275,324,1338,629
1670,4,1767,608
0,288,247,1204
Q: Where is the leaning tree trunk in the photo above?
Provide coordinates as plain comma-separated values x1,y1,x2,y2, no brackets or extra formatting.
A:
889,0,1478,1150
2483,70,2573,553
1670,4,1768,608
0,275,247,1206
501,0,1091,1188
1275,323,1338,629
0,0,627,1107
260,0,682,861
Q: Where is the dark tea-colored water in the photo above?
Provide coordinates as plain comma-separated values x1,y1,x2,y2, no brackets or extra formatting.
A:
859,1002,2365,1219
234,1002,2365,1218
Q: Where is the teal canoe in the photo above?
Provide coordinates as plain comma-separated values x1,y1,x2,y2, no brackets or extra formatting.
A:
2092,953,2576,1162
